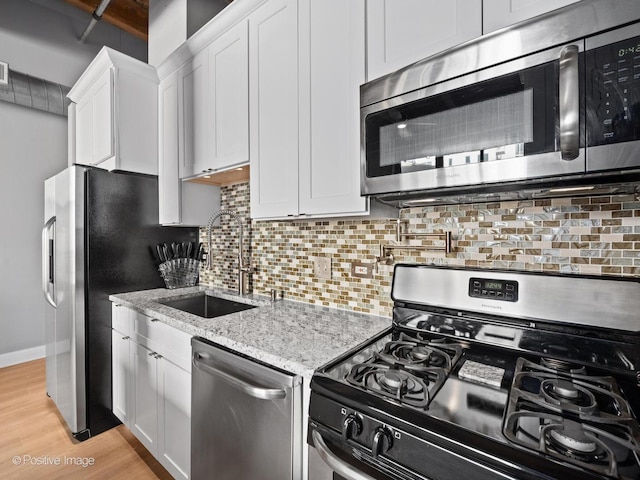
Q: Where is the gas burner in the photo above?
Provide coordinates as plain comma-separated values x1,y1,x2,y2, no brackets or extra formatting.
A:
346,363,444,409
376,369,423,398
375,340,454,371
541,379,598,412
544,420,607,462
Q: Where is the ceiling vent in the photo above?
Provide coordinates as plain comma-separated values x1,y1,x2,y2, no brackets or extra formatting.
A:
0,62,7,85
0,63,70,116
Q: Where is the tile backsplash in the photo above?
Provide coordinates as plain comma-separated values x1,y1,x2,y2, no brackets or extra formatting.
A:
200,182,640,318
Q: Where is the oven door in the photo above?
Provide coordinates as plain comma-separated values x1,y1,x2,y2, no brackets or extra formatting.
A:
361,41,585,197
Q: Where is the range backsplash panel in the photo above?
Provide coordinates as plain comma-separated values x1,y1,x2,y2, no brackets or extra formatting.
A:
200,182,640,317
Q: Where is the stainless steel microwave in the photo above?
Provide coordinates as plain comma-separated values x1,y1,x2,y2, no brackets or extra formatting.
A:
361,0,640,203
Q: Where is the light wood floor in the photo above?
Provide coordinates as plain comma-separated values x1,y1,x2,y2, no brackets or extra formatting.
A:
0,358,173,480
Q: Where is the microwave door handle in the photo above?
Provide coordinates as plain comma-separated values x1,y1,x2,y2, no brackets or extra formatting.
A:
42,216,56,308
559,44,580,160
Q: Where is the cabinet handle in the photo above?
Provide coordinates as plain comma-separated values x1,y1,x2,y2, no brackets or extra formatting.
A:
150,318,160,322
148,352,156,356
155,354,163,360
122,336,129,340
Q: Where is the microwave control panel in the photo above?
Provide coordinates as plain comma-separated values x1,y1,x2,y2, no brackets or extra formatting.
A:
587,34,640,146
468,278,518,302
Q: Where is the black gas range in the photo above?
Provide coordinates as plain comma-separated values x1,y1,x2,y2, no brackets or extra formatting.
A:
308,265,640,480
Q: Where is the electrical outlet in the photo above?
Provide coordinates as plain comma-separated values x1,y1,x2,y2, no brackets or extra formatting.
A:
313,257,331,279
351,262,373,279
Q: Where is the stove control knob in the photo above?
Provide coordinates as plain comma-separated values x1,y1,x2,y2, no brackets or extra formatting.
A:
371,427,393,458
342,414,363,440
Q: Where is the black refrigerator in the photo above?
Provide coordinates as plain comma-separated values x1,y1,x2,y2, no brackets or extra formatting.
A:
43,165,198,440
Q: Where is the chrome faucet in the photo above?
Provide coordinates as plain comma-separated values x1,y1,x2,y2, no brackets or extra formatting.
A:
205,209,254,295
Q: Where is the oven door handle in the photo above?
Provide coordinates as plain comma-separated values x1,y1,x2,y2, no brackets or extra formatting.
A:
311,430,377,480
559,44,580,160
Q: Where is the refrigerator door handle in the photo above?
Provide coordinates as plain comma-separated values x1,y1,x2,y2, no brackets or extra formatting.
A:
42,216,56,308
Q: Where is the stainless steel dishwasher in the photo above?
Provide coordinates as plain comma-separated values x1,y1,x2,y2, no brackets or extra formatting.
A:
191,337,303,480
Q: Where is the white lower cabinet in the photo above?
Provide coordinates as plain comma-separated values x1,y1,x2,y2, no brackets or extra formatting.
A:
111,329,132,428
131,341,159,454
111,304,191,480
157,354,191,479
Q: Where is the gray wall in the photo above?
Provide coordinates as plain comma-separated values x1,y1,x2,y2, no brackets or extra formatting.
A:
0,0,147,359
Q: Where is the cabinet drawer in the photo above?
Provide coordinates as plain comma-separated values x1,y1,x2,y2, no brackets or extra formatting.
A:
132,310,192,371
112,303,133,335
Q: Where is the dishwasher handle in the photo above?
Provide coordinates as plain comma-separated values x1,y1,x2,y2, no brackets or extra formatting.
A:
311,430,377,480
193,352,287,400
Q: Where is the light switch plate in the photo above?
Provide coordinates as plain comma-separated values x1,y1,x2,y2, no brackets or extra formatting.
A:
313,257,331,279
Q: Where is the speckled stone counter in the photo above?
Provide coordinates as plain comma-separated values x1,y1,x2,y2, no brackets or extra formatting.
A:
109,287,390,379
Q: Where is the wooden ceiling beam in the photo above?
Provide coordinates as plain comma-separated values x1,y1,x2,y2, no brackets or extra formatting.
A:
65,0,148,42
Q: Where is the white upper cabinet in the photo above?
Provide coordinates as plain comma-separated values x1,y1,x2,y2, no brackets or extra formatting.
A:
68,47,158,175
157,70,220,226
208,20,250,171
177,49,208,178
366,0,482,81
298,0,367,217
75,68,113,165
250,0,370,220
158,71,182,225
177,20,250,180
483,0,582,34
249,0,299,219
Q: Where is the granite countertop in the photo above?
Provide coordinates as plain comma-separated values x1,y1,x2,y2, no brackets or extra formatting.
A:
109,287,391,379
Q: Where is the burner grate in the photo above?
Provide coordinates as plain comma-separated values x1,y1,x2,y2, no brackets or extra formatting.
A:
503,358,640,478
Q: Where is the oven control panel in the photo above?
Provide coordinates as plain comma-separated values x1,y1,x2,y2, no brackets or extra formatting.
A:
468,278,518,302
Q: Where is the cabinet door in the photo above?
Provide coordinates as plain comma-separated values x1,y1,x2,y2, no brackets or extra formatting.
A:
131,342,158,455
483,0,581,34
178,50,208,179
249,0,299,219
298,0,368,216
158,72,182,225
75,68,114,165
209,20,250,171
111,329,131,428
157,357,191,480
366,0,482,81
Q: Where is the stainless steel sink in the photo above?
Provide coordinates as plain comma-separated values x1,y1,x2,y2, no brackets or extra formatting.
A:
159,293,256,318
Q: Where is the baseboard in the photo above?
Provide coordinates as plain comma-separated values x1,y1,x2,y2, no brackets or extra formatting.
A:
0,345,46,368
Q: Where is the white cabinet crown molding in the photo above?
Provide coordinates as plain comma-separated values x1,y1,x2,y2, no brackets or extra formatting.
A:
68,46,158,102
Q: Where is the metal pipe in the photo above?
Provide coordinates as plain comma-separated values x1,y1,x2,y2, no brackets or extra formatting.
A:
78,0,113,44
0,67,70,116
